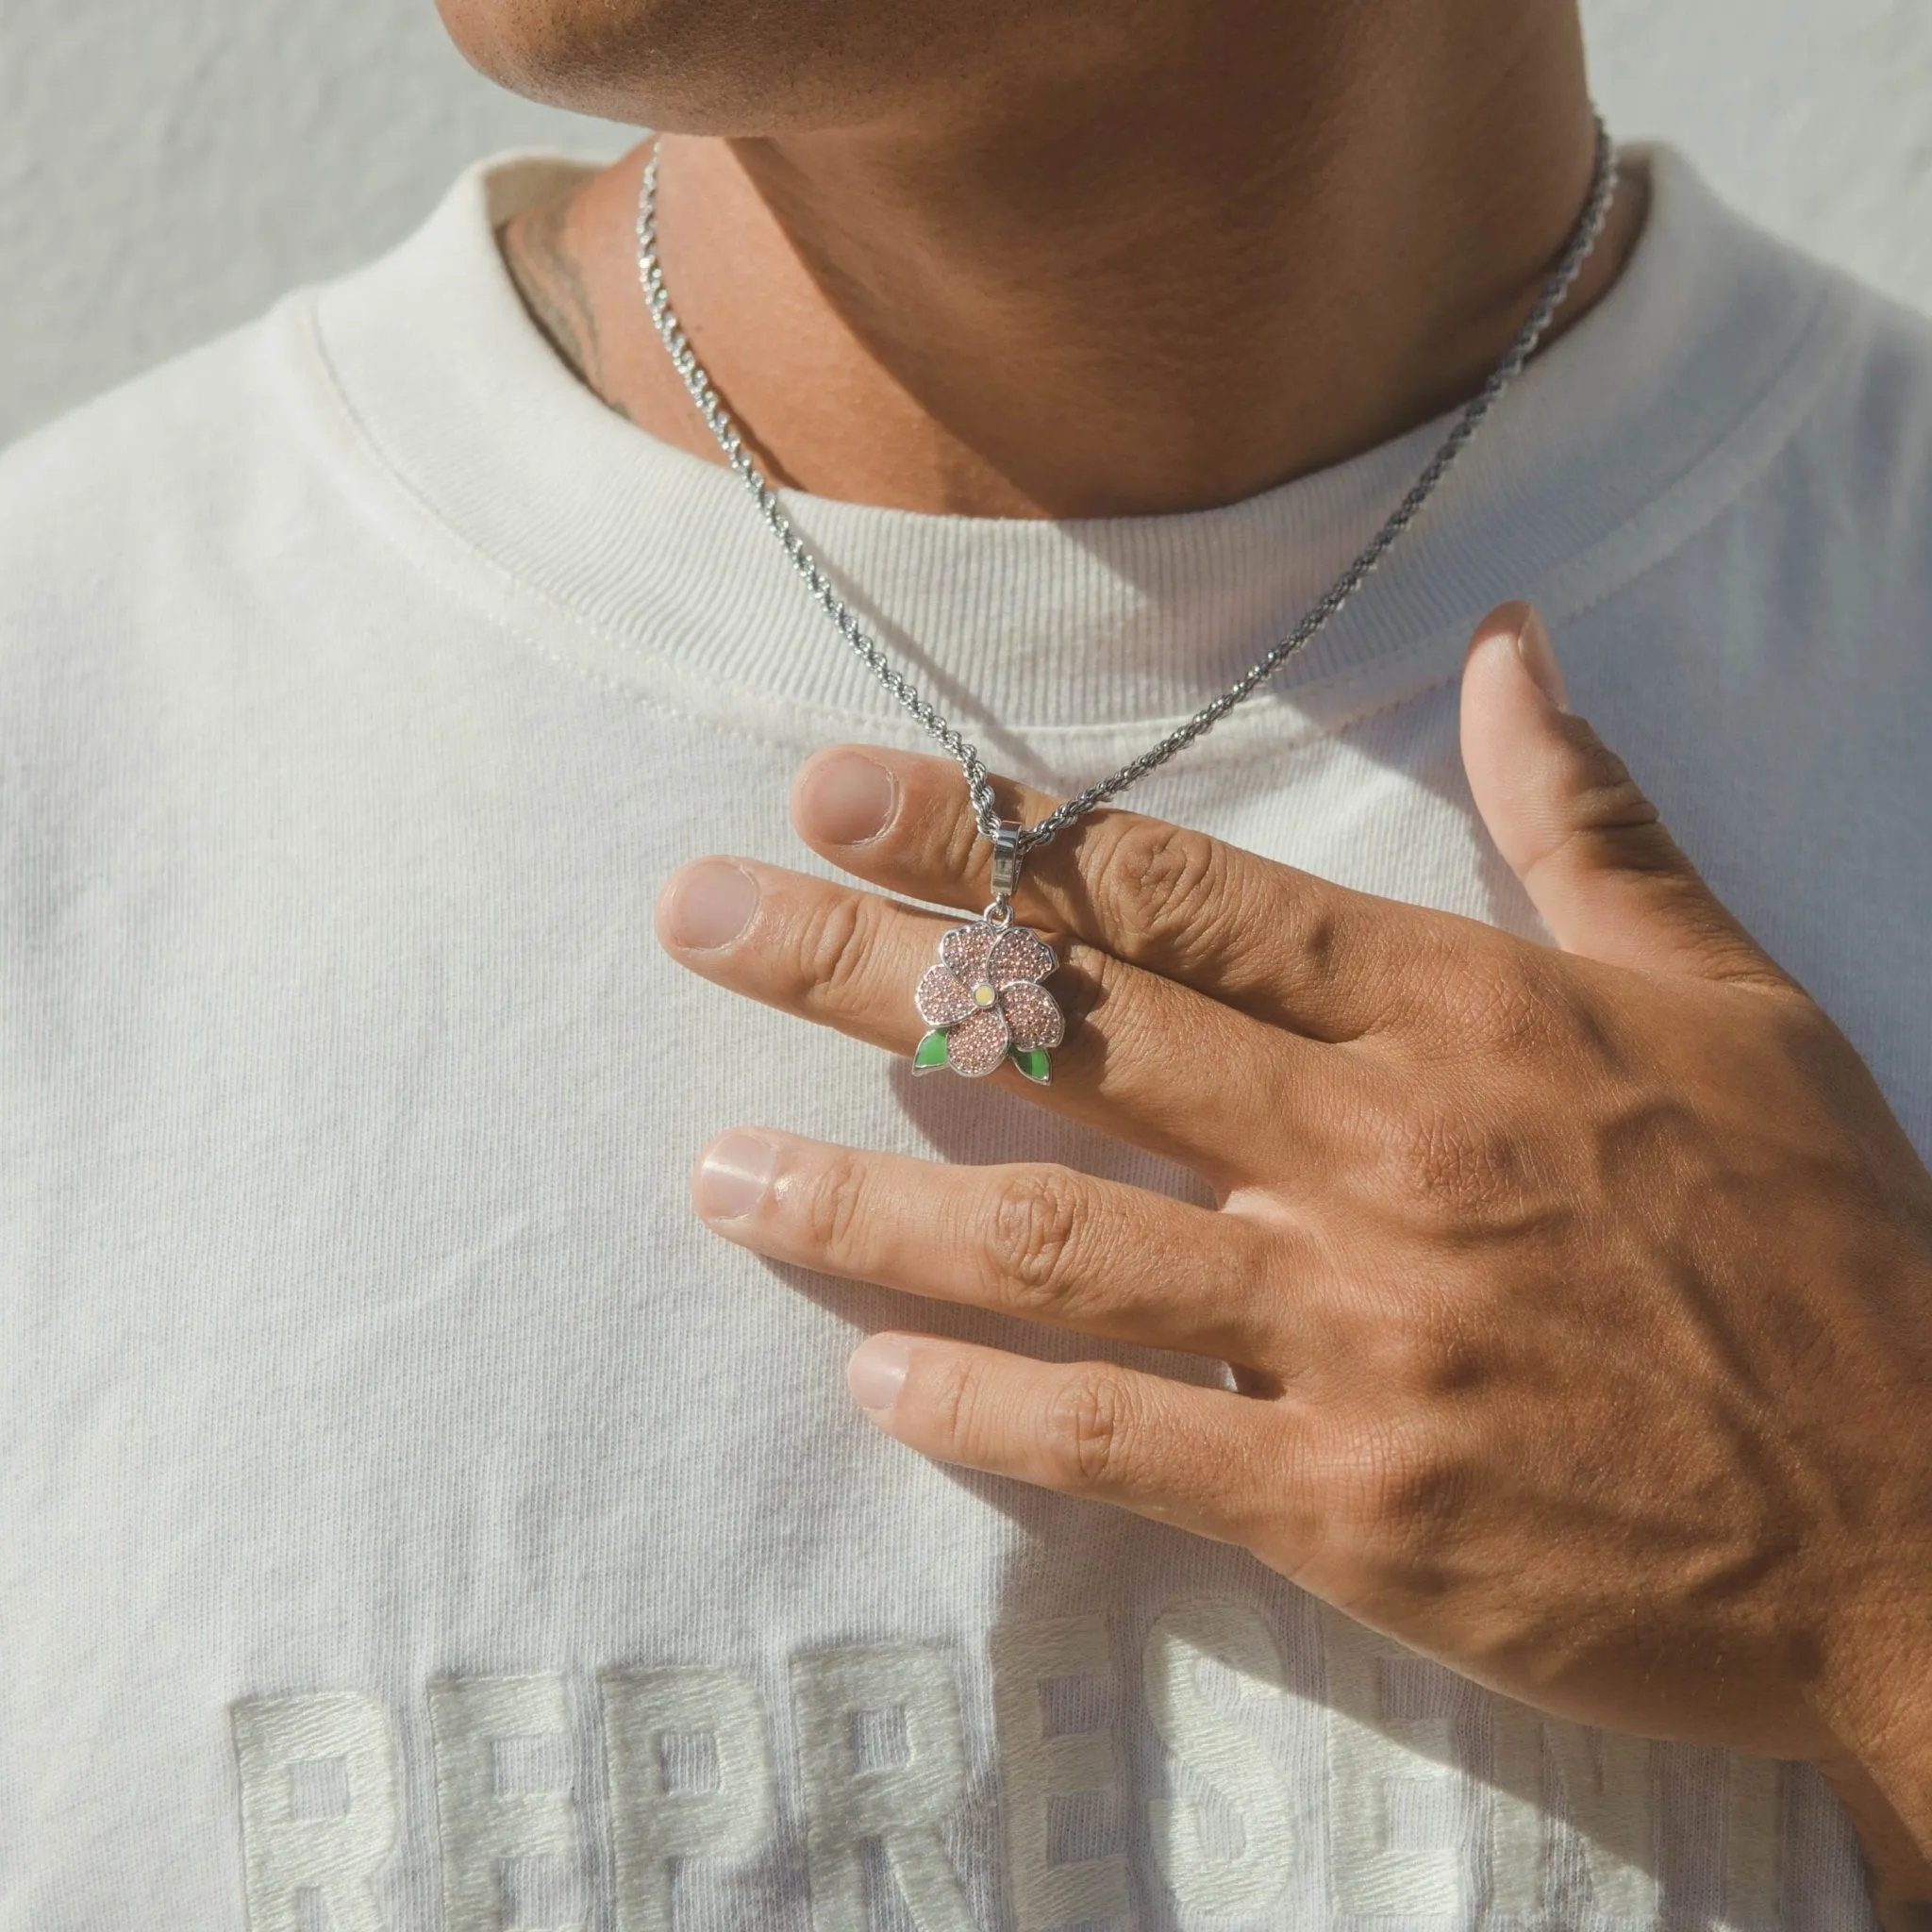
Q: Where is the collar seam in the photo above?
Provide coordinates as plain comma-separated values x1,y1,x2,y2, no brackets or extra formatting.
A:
284,231,1857,765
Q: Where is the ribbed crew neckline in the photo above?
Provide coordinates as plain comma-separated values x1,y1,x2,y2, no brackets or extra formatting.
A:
307,144,1846,746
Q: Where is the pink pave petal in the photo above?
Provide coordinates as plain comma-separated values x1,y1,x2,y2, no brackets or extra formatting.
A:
941,922,1000,984
989,925,1056,987
915,965,977,1027
944,1004,1011,1077
999,980,1064,1051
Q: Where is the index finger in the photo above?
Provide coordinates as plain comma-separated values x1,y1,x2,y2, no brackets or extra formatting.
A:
791,744,1452,1042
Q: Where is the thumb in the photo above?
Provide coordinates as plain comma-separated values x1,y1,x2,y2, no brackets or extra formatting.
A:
1459,600,1786,985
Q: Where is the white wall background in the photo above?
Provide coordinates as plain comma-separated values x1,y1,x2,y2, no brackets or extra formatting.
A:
2,0,1929,448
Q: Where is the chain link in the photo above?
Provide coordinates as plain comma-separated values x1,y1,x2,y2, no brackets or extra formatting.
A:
636,121,1617,863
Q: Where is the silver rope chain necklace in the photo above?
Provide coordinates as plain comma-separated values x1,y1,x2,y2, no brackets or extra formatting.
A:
636,121,1618,1083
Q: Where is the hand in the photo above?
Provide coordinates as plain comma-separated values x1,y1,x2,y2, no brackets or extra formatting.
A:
656,602,1932,1907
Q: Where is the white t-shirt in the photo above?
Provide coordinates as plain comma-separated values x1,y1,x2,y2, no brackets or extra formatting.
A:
3,143,1929,1931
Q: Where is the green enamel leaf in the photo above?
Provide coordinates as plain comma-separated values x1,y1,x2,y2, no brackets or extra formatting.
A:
913,1028,951,1072
1008,1046,1052,1085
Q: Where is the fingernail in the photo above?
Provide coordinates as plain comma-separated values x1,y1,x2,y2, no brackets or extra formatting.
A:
1514,606,1569,711
693,1130,778,1221
847,1335,911,1413
664,861,759,949
795,752,897,845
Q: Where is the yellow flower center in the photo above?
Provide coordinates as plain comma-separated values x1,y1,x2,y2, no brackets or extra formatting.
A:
972,981,997,1008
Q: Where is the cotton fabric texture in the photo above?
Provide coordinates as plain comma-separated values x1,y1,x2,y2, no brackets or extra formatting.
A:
3,145,1929,1929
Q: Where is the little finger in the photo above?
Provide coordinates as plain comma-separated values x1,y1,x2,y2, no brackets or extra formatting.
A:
843,1331,1318,1555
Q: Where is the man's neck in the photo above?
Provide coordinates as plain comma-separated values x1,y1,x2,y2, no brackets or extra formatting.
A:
498,0,1645,520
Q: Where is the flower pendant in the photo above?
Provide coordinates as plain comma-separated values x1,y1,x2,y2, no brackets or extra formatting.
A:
912,919,1065,1083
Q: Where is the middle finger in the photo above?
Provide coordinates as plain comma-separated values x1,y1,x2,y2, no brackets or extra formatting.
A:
691,1127,1311,1367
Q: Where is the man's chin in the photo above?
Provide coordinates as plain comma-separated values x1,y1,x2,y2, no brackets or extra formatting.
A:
432,0,953,134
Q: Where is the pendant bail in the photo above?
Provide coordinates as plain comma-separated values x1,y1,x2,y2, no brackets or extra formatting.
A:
987,820,1024,924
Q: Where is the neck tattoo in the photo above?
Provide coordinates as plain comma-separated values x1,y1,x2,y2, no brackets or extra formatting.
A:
636,122,1618,1083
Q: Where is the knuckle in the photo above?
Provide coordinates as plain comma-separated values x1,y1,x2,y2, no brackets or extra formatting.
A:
1274,891,1345,985
940,798,992,886
1529,723,1679,884
1441,953,1557,1058
1328,1420,1470,1550
1042,1369,1136,1491
1365,1301,1491,1401
1099,819,1233,962
1763,990,1843,1061
1564,732,1658,841
1541,719,1656,841
983,1166,1087,1314
1379,1107,1523,1223
895,777,983,886
1364,1433,1471,1541
921,1349,982,1461
798,891,874,1012
796,1148,873,1263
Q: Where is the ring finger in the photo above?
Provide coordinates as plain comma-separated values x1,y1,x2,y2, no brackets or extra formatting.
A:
657,856,1354,1187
